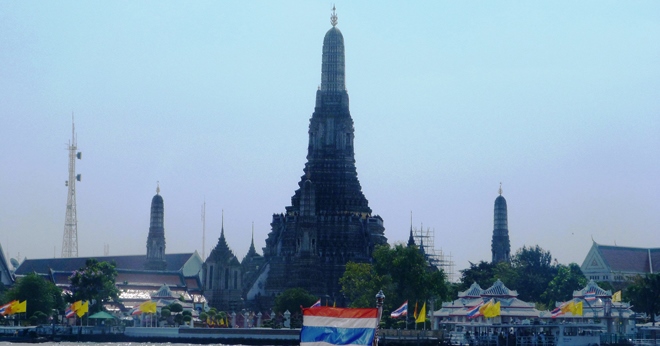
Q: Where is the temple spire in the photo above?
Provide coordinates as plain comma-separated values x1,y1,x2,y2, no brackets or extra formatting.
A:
407,211,415,247
319,9,346,95
492,187,511,263
220,209,225,239
145,187,167,270
331,5,338,27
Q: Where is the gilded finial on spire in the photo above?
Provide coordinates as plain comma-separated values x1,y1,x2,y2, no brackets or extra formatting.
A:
499,182,502,196
331,5,338,27
156,181,160,195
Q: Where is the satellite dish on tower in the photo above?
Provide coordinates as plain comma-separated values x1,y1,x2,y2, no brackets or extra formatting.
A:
10,258,19,269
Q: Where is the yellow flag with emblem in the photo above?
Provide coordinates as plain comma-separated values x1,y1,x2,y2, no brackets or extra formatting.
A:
612,291,622,302
11,301,26,314
484,301,501,318
571,301,583,316
415,302,426,323
76,301,88,317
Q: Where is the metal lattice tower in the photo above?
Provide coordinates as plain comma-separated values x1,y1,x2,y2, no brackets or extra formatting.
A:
413,225,456,282
61,116,82,258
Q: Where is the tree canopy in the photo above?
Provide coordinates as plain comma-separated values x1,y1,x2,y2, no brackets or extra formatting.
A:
626,273,660,325
511,246,557,303
68,259,120,313
540,263,587,308
341,244,448,312
3,273,64,318
274,287,318,314
458,245,587,307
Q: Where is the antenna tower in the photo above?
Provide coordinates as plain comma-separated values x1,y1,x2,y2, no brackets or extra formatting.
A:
61,115,82,258
201,200,206,260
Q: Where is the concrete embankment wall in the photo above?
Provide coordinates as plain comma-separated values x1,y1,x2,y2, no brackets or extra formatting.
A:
124,327,301,345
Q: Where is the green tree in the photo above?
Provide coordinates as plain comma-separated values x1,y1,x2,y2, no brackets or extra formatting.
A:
511,245,558,303
274,288,318,314
199,311,208,324
169,302,183,314
3,273,64,318
541,263,587,307
459,261,496,291
373,244,448,307
68,259,120,313
341,244,448,313
626,273,660,325
339,262,392,308
459,261,517,293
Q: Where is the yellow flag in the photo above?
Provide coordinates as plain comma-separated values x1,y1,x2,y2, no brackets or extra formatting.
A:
11,301,26,314
561,301,574,314
484,301,501,318
479,299,493,315
146,301,157,314
76,301,88,317
612,291,622,302
72,300,82,312
413,301,418,319
571,301,583,316
415,302,426,323
138,300,157,313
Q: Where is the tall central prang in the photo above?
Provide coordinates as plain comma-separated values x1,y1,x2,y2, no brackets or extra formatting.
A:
255,8,387,306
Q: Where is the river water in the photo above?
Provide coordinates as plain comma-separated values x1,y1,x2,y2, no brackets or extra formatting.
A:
0,343,237,346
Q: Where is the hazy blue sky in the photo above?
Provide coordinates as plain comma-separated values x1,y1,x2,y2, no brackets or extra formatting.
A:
1,2,658,279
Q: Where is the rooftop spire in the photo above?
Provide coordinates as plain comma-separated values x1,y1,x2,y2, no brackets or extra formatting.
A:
498,182,502,196
220,209,225,238
331,5,338,27
156,181,160,195
319,6,346,94
407,211,415,247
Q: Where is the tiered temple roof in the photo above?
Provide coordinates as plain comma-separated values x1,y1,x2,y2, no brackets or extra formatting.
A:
546,280,634,319
436,280,541,321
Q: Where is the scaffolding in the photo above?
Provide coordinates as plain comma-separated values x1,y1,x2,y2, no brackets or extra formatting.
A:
413,226,456,282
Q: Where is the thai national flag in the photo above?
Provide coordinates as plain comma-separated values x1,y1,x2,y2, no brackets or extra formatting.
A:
301,307,378,346
466,301,484,319
585,291,596,301
0,301,15,316
551,307,563,318
310,299,322,308
390,301,408,318
65,307,76,318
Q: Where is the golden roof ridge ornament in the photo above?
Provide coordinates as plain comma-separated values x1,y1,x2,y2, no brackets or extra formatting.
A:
331,5,338,27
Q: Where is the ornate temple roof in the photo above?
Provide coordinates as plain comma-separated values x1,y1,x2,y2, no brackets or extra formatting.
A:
152,283,177,298
482,279,518,297
458,282,483,298
438,280,537,319
573,279,612,298
242,225,262,264
549,280,634,319
208,222,240,266
596,243,659,272
15,253,196,275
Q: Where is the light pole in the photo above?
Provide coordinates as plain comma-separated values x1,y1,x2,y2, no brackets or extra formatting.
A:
374,290,385,346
